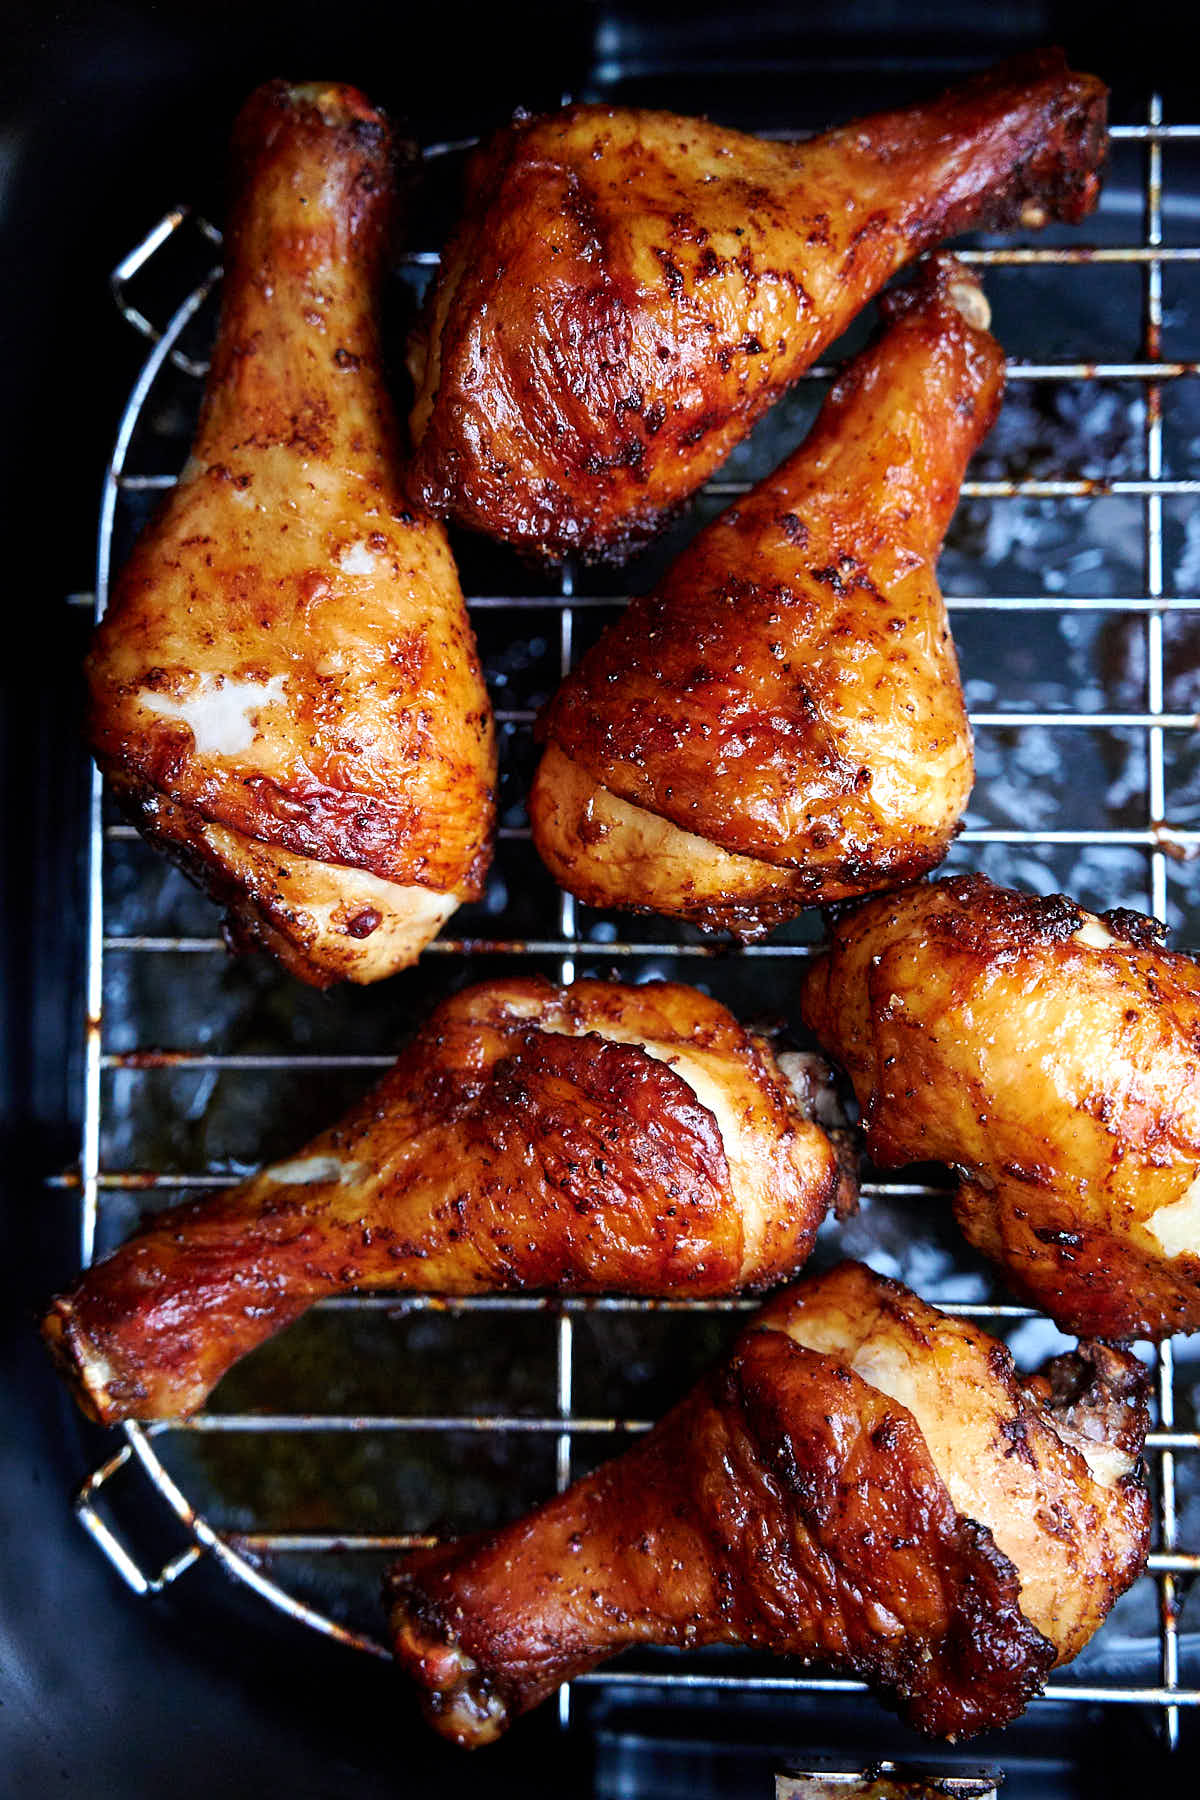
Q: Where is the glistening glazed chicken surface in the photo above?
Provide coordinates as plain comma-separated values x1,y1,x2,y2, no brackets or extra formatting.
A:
801,875,1200,1339
43,978,846,1423
88,83,495,987
409,50,1106,559
386,1263,1149,1747
532,256,999,935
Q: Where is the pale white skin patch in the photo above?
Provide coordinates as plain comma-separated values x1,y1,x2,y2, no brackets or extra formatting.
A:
338,540,378,575
265,1155,370,1186
812,1329,1128,1494
1061,1434,1137,1491
533,742,799,913
140,674,288,756
776,1050,848,1132
947,275,992,330
1072,910,1197,1268
1073,915,1119,952
1149,1169,1200,1260
194,815,458,979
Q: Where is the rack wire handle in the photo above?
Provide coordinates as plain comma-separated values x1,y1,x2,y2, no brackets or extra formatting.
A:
110,206,222,378
73,1444,205,1595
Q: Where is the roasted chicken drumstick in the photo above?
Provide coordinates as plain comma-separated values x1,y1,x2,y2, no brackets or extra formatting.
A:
387,1262,1150,1747
801,875,1200,1339
88,82,495,986
409,50,1106,559
43,979,845,1423
532,255,998,934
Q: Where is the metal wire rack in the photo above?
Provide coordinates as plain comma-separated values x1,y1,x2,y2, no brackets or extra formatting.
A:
60,92,1200,1763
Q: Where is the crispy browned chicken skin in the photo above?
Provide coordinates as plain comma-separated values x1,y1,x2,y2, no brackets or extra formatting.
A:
43,978,845,1423
88,82,495,986
532,255,1000,936
387,1263,1149,1747
801,875,1200,1339
408,50,1106,560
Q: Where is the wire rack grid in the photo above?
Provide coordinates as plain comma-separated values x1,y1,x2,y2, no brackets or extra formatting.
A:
61,95,1200,1756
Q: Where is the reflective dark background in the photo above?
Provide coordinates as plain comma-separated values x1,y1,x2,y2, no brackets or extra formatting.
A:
1,4,1194,1795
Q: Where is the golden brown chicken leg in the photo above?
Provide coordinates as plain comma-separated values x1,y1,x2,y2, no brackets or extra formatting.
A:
531,255,999,935
387,1262,1150,1747
88,82,496,987
43,978,846,1423
800,875,1200,1339
409,50,1106,559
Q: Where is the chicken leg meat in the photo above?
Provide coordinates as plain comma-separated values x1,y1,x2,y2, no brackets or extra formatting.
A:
88,82,496,986
532,255,998,935
801,874,1200,1339
43,977,846,1423
387,1262,1150,1746
409,50,1106,559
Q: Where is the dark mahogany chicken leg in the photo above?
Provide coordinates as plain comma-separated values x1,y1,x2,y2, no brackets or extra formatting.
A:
387,1263,1149,1746
532,255,999,935
409,50,1106,559
43,979,846,1423
800,874,1200,1339
88,82,495,986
